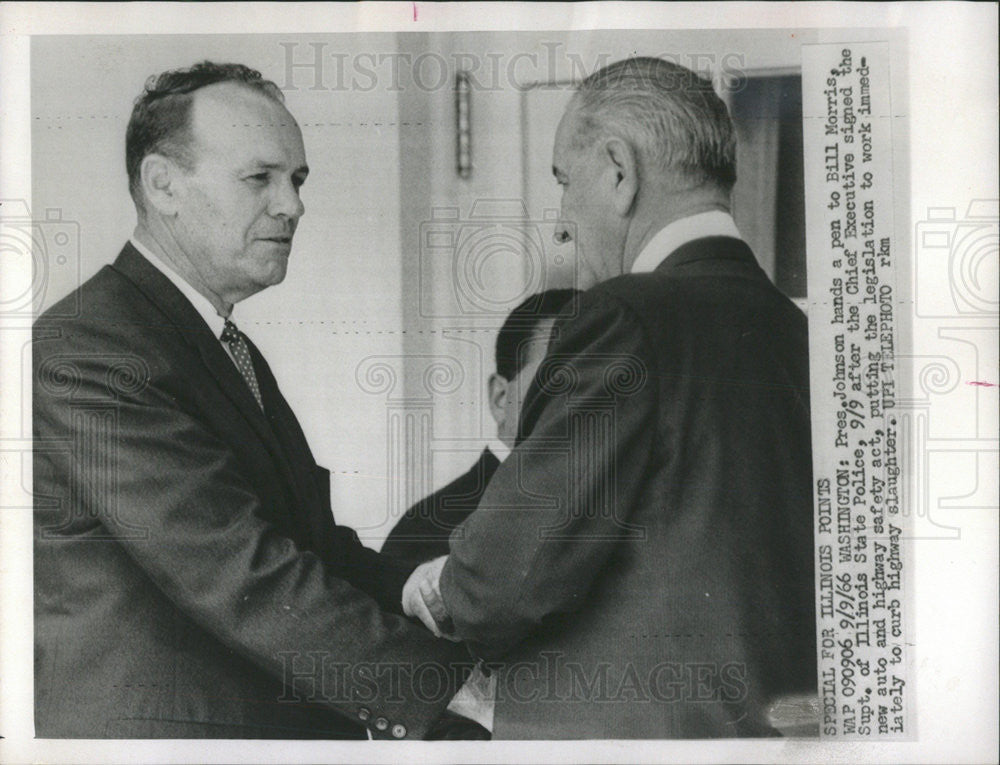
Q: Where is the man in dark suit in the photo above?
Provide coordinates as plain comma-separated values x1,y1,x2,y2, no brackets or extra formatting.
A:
33,61,470,739
404,57,817,739
380,289,578,567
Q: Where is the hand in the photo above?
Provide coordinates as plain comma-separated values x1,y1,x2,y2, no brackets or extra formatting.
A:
402,555,457,639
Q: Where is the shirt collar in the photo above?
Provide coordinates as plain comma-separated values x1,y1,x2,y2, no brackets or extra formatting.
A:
485,437,510,463
630,210,743,274
130,237,230,339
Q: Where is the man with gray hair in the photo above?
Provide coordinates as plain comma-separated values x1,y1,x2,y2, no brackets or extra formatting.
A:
405,57,816,739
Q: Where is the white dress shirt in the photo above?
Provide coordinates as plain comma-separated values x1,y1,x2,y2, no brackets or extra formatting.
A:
630,210,743,274
485,437,510,463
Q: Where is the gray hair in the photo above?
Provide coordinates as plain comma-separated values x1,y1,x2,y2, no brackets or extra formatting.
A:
570,57,736,191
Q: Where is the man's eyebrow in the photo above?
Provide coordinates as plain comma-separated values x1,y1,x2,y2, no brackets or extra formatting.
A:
244,161,281,171
243,161,310,175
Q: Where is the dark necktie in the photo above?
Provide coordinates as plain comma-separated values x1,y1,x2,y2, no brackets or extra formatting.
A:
220,319,264,411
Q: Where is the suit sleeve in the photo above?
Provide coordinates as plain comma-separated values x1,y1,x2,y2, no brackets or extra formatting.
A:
328,522,413,614
439,293,657,657
33,338,469,739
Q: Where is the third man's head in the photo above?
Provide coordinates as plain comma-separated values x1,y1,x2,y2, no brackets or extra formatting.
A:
488,288,579,448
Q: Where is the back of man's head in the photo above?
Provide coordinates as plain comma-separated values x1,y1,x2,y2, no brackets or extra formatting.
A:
495,288,579,381
125,61,285,214
570,56,736,192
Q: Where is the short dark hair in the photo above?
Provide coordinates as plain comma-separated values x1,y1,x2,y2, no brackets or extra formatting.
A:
572,56,736,191
125,61,285,212
495,289,580,381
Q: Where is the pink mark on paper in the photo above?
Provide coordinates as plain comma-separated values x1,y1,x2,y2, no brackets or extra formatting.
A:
412,2,418,21
967,381,998,387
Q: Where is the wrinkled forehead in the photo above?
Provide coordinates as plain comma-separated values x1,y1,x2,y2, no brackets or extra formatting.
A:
552,99,585,164
188,82,304,163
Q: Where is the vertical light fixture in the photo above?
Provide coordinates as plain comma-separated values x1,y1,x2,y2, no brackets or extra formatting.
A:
455,71,472,179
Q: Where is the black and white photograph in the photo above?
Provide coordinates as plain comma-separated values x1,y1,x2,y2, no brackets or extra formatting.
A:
0,3,996,764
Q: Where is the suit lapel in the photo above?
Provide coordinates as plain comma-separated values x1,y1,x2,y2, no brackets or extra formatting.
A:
245,338,333,549
110,244,294,481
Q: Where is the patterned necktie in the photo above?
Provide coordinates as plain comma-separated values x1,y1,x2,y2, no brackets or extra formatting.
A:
220,319,264,411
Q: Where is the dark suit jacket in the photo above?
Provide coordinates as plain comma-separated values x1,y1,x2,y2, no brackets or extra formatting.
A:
33,244,468,739
380,448,500,566
440,237,816,739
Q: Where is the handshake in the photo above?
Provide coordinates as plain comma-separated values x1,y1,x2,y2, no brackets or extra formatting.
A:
401,555,459,640
403,555,497,733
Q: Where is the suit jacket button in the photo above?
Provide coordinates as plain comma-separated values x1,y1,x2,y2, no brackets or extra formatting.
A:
358,707,371,722
374,717,389,731
391,724,407,739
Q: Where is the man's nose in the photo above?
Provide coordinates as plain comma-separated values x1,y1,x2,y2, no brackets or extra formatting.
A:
270,179,305,220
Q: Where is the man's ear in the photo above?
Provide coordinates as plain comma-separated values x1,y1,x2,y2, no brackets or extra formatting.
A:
140,153,183,216
604,137,639,217
487,373,508,428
